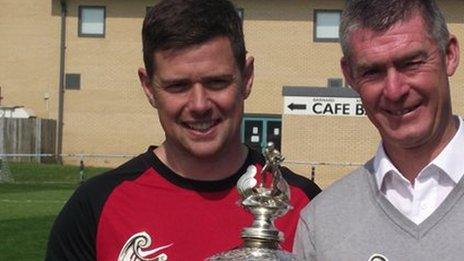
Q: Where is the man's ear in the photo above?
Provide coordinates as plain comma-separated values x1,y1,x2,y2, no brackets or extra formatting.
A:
341,57,356,90
138,68,157,108
445,34,460,77
241,56,254,99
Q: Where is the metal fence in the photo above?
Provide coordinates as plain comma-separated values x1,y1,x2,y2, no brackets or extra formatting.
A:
0,152,363,188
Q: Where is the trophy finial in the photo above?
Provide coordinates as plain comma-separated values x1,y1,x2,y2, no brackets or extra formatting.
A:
236,142,291,247
208,143,299,260
237,142,290,209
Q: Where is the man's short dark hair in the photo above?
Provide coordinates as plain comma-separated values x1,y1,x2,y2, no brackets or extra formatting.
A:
340,0,449,59
142,0,245,80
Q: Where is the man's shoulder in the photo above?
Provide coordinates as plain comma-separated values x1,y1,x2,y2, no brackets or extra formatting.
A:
322,164,370,195
301,162,373,217
45,150,154,260
297,161,376,253
77,150,152,199
55,150,153,228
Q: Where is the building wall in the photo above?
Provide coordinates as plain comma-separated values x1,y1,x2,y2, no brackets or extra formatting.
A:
60,0,161,166
0,0,61,119
2,0,464,187
239,0,345,115
443,0,464,116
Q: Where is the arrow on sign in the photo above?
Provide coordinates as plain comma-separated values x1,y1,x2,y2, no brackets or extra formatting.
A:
287,103,307,111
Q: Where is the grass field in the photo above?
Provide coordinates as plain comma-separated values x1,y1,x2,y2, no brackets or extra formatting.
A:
0,162,110,260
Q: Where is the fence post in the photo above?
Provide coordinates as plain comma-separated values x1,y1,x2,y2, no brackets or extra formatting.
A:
79,156,85,183
310,166,316,182
35,118,42,163
0,116,4,157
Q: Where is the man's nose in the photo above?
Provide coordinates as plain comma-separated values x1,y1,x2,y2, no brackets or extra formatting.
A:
188,84,212,114
383,68,409,101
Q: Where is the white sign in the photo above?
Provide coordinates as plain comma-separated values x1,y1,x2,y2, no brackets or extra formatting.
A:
284,96,366,117
251,135,260,142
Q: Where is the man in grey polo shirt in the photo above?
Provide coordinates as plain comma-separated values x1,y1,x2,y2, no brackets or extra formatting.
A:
294,0,463,260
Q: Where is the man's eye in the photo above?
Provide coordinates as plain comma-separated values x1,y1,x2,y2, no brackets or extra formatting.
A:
404,60,423,69
205,79,230,90
362,69,380,77
164,83,189,93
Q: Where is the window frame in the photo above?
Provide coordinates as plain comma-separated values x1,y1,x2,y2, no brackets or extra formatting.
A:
313,9,342,42
78,5,106,38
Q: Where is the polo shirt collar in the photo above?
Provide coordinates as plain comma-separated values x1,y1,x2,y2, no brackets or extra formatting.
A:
373,115,464,189
433,116,464,184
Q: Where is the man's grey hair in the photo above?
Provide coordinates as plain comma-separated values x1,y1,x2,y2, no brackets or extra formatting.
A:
340,0,449,59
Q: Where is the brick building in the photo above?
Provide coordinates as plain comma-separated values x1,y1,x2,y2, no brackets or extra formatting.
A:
1,0,463,187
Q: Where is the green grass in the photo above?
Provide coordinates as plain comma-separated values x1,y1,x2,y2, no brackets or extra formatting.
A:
0,162,110,260
8,162,110,183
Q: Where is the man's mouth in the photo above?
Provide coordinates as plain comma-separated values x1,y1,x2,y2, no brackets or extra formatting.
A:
386,104,420,116
183,120,219,132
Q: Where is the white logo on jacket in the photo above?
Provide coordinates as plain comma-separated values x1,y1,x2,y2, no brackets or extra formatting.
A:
118,231,173,261
368,253,389,261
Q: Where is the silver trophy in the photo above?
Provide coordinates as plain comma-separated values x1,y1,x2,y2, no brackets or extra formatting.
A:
208,142,299,260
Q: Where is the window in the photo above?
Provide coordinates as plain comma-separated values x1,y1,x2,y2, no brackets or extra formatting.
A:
313,10,341,42
327,78,343,88
241,114,282,152
79,6,106,37
65,74,81,90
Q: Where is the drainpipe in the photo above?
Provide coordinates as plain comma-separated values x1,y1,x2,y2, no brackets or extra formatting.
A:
56,0,67,164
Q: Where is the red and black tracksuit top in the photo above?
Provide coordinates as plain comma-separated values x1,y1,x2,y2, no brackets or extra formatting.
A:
46,146,321,260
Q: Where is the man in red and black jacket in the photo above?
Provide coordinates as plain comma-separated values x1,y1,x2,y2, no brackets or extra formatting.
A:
46,0,321,260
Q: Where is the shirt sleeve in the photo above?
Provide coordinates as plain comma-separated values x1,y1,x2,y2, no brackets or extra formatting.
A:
293,214,317,261
45,187,97,261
